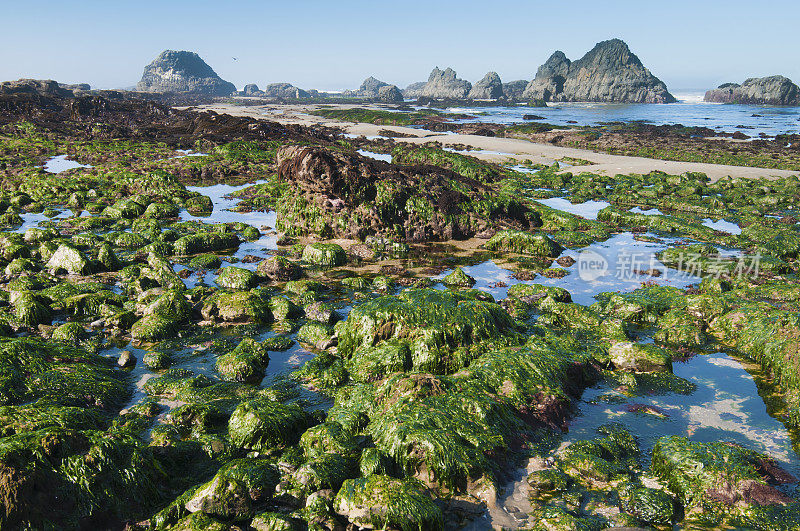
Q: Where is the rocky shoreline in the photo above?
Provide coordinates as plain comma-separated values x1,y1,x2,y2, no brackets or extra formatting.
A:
1,80,800,530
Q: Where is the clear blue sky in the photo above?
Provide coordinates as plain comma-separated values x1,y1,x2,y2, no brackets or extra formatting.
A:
1,0,797,92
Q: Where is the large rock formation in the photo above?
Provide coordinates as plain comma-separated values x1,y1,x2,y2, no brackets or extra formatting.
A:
275,145,537,241
468,72,504,99
242,83,261,96
403,81,427,99
522,39,675,103
346,77,404,102
502,80,529,100
136,50,236,96
416,67,472,99
704,76,800,106
262,83,309,99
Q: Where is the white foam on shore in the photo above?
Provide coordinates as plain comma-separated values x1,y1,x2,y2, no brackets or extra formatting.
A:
673,92,706,104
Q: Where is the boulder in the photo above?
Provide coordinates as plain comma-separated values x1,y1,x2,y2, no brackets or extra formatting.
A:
468,71,504,99
522,39,675,103
704,76,800,105
334,475,444,530
46,244,94,275
136,50,236,96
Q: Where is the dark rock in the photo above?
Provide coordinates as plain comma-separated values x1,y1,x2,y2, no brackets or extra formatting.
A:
704,76,800,106
275,146,537,241
136,50,236,96
0,79,73,97
468,72,504,99
502,79,529,100
523,39,675,103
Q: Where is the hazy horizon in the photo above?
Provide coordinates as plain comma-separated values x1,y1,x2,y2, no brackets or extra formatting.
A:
2,0,799,94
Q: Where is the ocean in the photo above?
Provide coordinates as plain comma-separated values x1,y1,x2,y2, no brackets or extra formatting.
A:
430,91,800,137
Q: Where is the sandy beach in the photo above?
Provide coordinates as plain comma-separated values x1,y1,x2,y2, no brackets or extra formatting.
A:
189,103,800,182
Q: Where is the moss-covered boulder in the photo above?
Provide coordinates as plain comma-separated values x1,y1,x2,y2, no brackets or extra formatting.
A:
130,314,181,341
442,267,476,287
619,484,675,525
189,253,222,269
256,256,302,281
0,427,166,529
301,243,347,267
228,399,310,452
334,475,444,530
103,198,146,219
201,291,272,323
46,243,94,275
185,195,214,215
174,231,239,256
296,322,334,349
485,230,563,257
651,436,795,518
216,337,270,383
11,291,51,327
338,288,523,375
51,322,86,342
141,289,192,321
216,266,257,290
144,202,180,219
0,339,129,409
184,459,279,520
608,341,673,373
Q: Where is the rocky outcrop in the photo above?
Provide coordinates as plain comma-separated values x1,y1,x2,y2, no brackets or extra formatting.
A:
502,79,529,100
704,76,800,106
262,83,309,99
345,77,404,102
403,81,427,98
0,79,74,97
275,145,537,241
522,39,675,103
242,83,261,96
468,72,504,99
416,67,472,99
136,50,236,96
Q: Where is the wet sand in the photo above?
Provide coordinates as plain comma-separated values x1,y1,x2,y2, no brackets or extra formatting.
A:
187,103,800,183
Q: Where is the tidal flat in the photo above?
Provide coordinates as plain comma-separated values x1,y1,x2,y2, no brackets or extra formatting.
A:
3,83,800,531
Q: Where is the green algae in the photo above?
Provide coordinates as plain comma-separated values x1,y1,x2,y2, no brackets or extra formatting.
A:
334,474,444,531
228,399,311,452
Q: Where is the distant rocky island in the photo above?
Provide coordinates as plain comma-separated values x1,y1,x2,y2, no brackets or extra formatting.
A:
522,39,675,104
134,40,677,104
342,77,403,102
137,50,236,96
704,76,800,106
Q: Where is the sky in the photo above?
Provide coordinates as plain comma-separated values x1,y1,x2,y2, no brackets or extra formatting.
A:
1,0,798,93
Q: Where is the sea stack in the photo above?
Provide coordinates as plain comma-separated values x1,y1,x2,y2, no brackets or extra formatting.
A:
351,77,404,102
522,39,675,103
136,50,236,96
415,67,472,99
468,72,504,99
704,76,800,106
